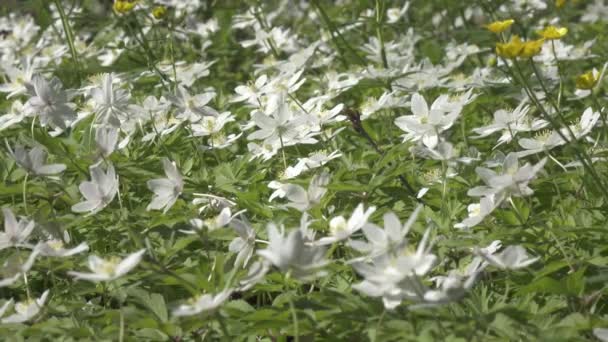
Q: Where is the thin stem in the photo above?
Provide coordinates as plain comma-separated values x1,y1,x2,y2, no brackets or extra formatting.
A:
22,172,29,215
119,307,125,342
54,0,80,82
279,133,288,170
288,295,300,342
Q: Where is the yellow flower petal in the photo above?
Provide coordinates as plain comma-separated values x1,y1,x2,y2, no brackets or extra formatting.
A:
485,19,515,34
537,26,568,39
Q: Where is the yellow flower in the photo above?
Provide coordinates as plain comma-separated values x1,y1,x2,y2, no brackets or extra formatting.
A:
520,39,545,58
537,26,568,39
485,19,515,34
496,35,524,59
152,5,167,19
113,0,137,14
575,70,599,90
556,0,567,8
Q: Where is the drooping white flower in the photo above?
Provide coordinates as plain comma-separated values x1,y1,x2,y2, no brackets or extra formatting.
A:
72,163,119,215
146,158,183,213
476,245,539,270
1,290,49,324
229,217,256,268
7,144,66,176
172,288,233,317
68,249,146,282
316,203,376,245
95,126,120,158
0,250,39,287
0,208,35,250
35,240,89,258
257,224,328,281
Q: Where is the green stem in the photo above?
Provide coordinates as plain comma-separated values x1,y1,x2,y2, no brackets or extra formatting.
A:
288,294,300,342
22,172,29,215
54,0,80,82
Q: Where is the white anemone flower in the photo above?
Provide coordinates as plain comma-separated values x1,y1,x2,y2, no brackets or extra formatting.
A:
269,172,330,211
394,92,461,148
476,245,539,270
0,250,39,287
229,217,256,268
7,144,66,176
257,224,328,281
0,100,26,131
68,249,146,282
172,288,233,317
35,240,89,257
1,290,49,324
315,203,376,246
24,75,76,130
146,158,183,213
95,126,120,158
0,208,35,250
72,163,119,215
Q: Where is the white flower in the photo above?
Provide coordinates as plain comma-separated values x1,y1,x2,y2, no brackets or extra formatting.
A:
352,236,436,309
0,100,26,131
360,91,409,120
0,250,39,287
172,288,233,317
147,158,183,213
0,57,35,99
68,249,146,282
394,92,461,148
229,217,256,268
468,153,546,200
72,163,119,215
257,224,328,281
237,261,270,291
454,196,497,229
232,74,268,105
24,75,76,130
35,240,89,257
386,2,410,23
90,73,131,127
1,290,49,324
168,86,216,123
7,144,66,176
316,203,376,245
269,172,330,211
476,245,539,270
471,102,547,147
350,205,422,257
190,112,235,137
95,126,120,158
0,208,35,250
421,270,480,305
516,130,565,157
594,328,608,342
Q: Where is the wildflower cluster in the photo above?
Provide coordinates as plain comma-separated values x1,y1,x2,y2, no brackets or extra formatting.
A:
0,0,607,340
